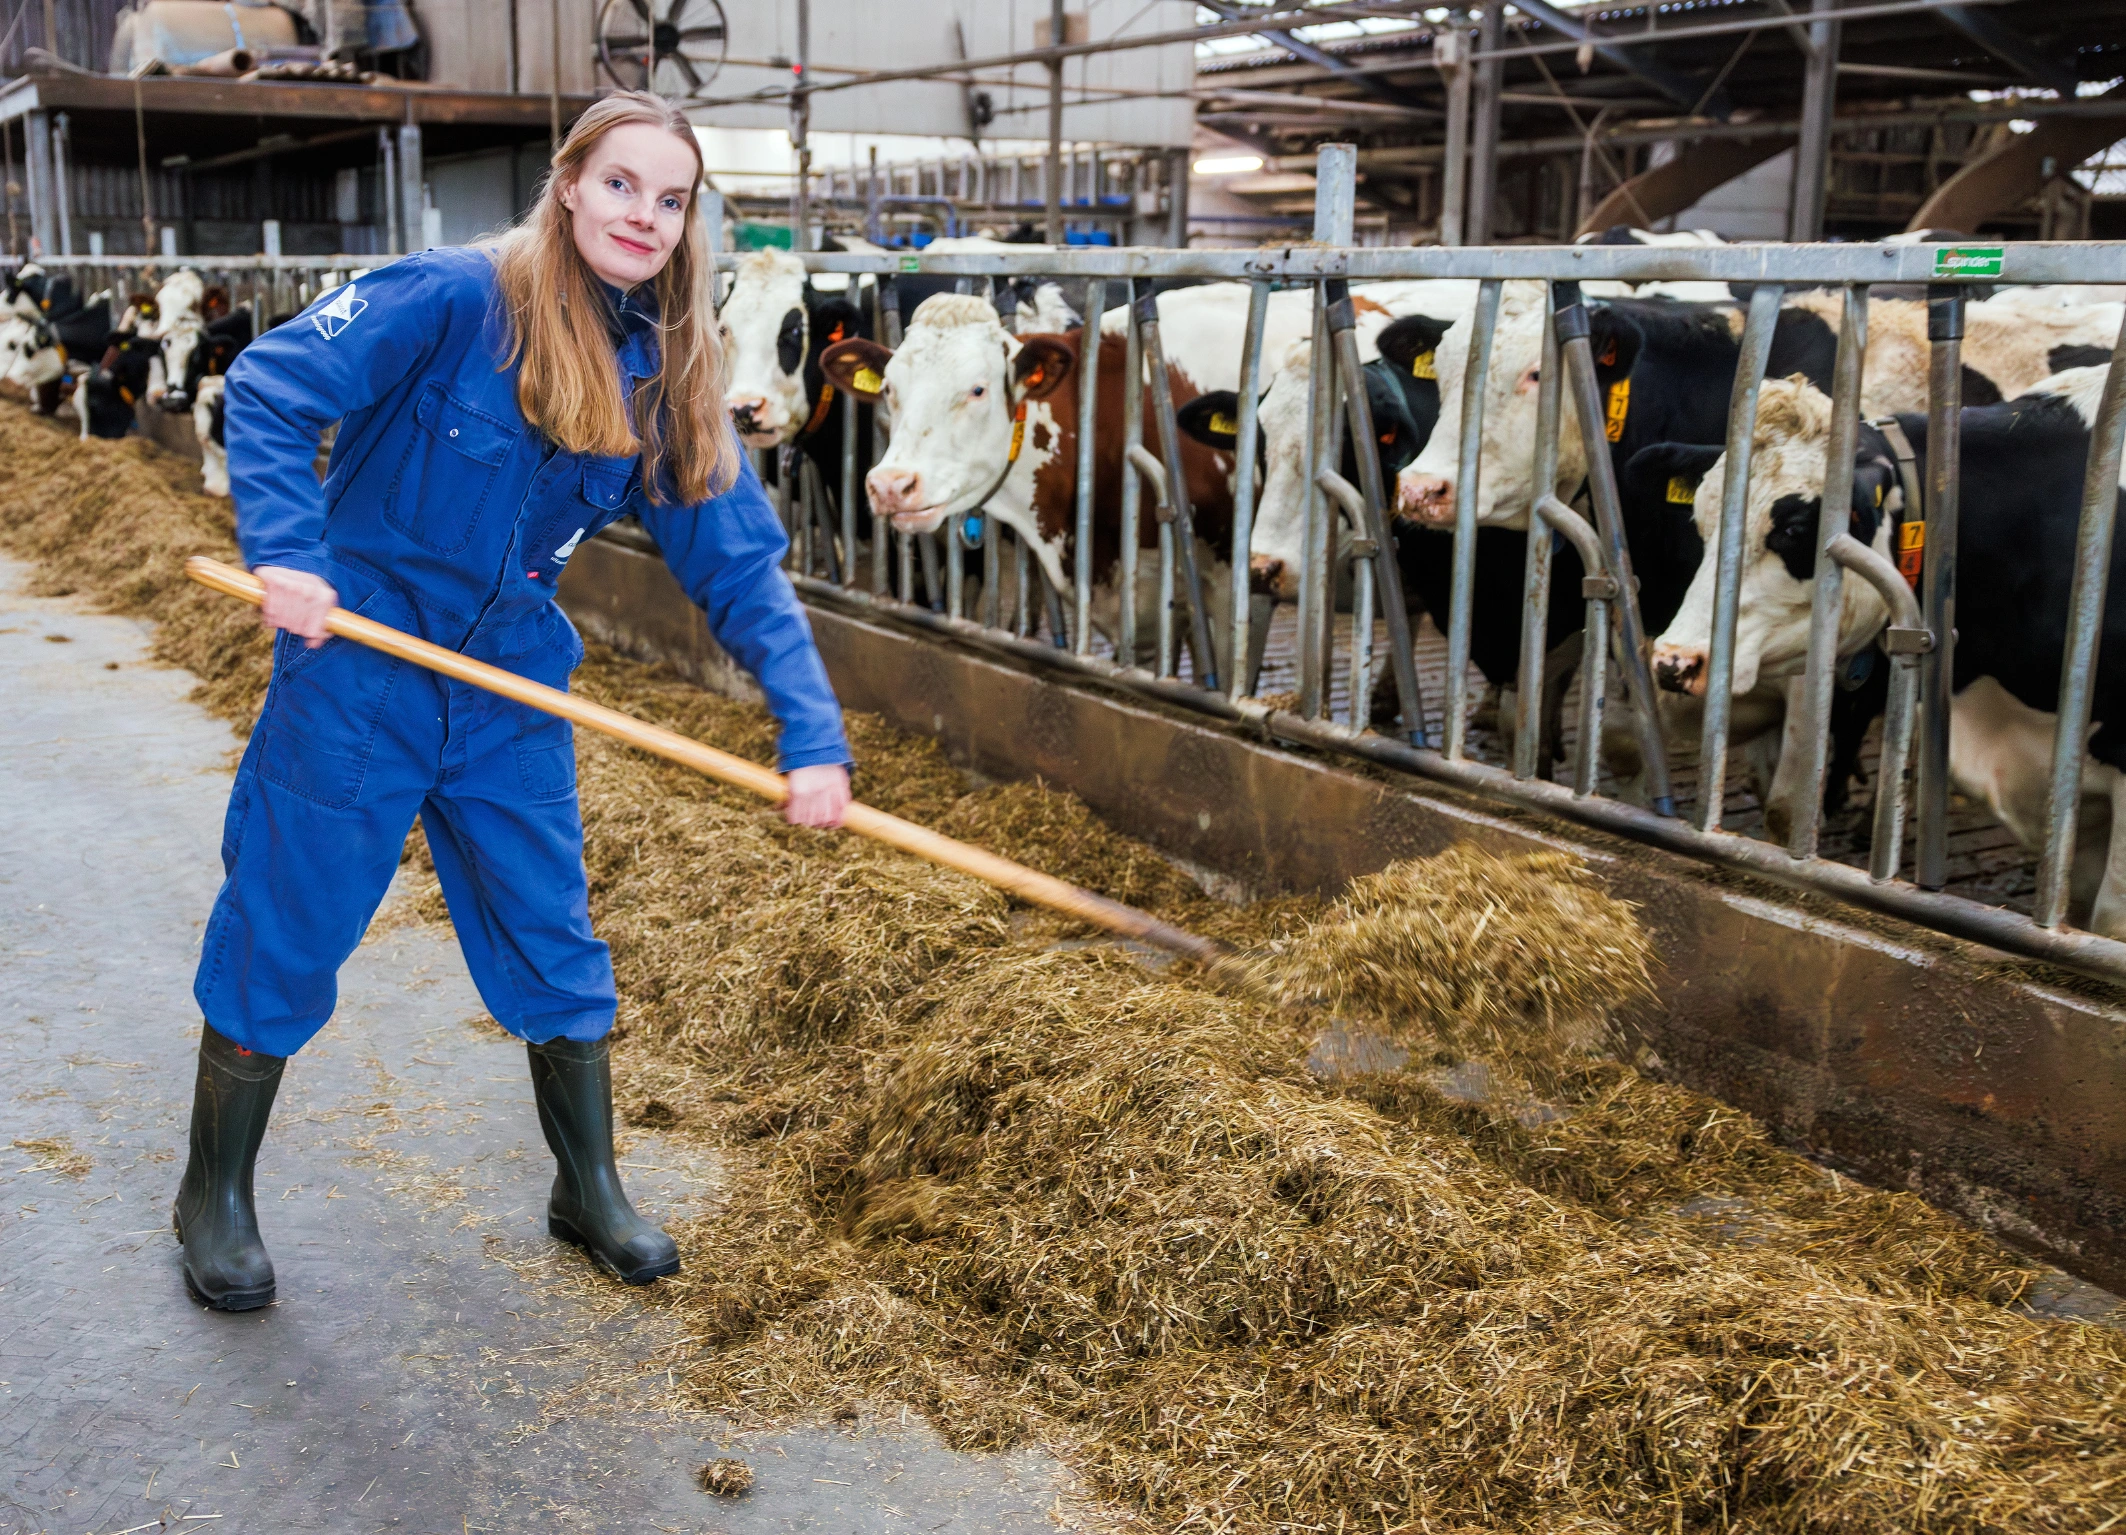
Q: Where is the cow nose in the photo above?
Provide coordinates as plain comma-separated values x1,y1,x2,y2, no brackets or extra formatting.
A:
1396,471,1455,525
867,467,921,515
1247,554,1296,602
1652,644,1707,696
729,395,767,425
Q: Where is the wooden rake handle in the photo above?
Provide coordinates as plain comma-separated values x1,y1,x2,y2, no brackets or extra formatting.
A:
185,555,1227,969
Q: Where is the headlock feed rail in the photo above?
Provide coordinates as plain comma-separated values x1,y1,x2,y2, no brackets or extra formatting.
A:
181,556,1227,971
685,156,2126,986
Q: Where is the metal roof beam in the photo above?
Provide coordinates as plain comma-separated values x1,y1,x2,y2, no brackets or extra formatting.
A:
1193,0,1439,113
1505,0,1732,119
1932,3,2080,96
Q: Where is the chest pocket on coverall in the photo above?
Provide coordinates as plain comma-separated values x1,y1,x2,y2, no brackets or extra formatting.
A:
383,381,519,555
259,584,417,808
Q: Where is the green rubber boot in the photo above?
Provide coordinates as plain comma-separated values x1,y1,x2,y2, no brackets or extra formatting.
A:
172,1025,285,1311
527,1036,680,1284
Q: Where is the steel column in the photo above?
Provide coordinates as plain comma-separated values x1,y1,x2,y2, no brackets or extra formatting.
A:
1445,279,1503,759
1117,290,1145,666
1227,280,1271,697
1465,5,1503,245
1435,27,1470,247
1513,291,1562,780
1698,280,1785,833
1915,286,1966,889
1787,0,1841,242
1073,278,1105,656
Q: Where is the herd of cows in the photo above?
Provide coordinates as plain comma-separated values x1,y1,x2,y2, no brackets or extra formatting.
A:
9,236,2126,931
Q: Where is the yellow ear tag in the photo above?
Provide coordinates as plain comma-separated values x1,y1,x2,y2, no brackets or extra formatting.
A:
1875,482,1885,506
1408,350,1437,380
852,366,884,394
1665,476,1696,505
1208,411,1238,437
1604,378,1630,442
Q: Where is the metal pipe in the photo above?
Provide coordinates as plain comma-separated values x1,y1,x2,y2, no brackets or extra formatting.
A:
1554,281,1675,816
1014,532,1032,639
547,0,561,146
1228,280,1270,697
982,496,1002,630
1073,277,1105,657
1298,294,1333,718
1157,486,1177,675
947,514,967,620
791,572,2126,987
1327,281,1427,746
1464,3,1502,244
1536,495,1613,796
840,385,858,591
791,0,812,252
1825,532,1929,881
1790,284,1869,859
1446,278,1503,759
1698,280,1785,833
1916,285,1965,889
1045,0,1065,245
380,128,400,256
1435,26,1469,246
1117,285,1146,666
50,112,67,257
1514,290,1562,781
1139,283,1222,690
1787,0,1841,241
2036,315,2126,927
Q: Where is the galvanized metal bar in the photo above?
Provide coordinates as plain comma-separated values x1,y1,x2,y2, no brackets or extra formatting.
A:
1315,469,1376,728
1157,513,1177,678
1826,532,1929,882
1789,284,1869,859
1139,284,1223,690
897,532,914,604
2036,314,2126,927
1554,281,1675,817
1229,279,1271,698
1537,496,1611,798
1698,280,1785,834
1073,277,1105,657
1916,285,1966,890
919,532,942,610
840,386,859,591
804,457,842,585
1014,533,1033,639
1327,281,1427,747
1298,293,1333,717
1514,290,1562,781
1117,281,1146,667
946,514,966,620
1446,278,1503,760
982,501,1002,630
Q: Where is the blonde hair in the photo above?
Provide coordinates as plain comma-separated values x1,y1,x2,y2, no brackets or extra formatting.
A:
490,91,731,504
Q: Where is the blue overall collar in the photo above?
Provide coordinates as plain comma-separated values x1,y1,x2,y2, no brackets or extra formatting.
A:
599,279,661,382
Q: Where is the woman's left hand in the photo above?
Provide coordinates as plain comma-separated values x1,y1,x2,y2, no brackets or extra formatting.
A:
783,764,852,828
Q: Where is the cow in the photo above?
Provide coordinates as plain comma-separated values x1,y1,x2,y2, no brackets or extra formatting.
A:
79,298,164,441
142,268,207,408
178,306,283,495
820,291,1236,666
1643,366,2126,933
9,287,115,427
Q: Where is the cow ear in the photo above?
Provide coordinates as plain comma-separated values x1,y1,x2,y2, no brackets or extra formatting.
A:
1376,315,1450,379
1623,442,1722,510
1586,308,1643,387
821,337,893,401
1176,391,1241,451
1013,336,1075,400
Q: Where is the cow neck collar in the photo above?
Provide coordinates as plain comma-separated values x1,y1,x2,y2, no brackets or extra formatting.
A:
1869,415,1925,589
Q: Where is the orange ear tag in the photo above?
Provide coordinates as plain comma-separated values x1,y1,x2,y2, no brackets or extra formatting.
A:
1604,379,1630,442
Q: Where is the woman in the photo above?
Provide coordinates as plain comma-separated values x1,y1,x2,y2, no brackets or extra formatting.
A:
175,93,851,1310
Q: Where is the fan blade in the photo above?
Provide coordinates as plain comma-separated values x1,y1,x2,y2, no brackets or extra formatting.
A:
672,51,704,89
678,24,723,40
626,0,652,21
605,32,652,48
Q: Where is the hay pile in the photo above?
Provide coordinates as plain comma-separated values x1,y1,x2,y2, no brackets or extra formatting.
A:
5,401,2122,1533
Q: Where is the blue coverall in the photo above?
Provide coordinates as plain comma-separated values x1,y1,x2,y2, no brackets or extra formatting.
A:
195,246,851,1058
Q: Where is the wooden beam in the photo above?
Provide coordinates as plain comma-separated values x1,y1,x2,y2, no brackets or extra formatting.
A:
1909,104,2126,232
1575,133,1797,236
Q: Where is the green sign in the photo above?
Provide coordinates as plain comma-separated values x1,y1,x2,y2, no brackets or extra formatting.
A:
1933,245,2005,280
899,254,922,272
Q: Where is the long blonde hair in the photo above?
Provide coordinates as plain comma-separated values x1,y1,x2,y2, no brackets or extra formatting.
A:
491,91,731,504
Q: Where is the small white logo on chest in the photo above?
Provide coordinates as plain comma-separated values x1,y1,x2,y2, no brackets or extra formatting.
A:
312,283,367,340
551,527,585,564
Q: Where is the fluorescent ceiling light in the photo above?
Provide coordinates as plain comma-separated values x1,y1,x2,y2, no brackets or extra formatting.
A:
1194,154,1266,175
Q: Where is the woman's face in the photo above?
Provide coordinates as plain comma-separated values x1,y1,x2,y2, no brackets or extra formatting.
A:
560,121,699,289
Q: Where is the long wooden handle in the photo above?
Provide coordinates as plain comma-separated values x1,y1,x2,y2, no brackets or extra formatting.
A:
185,556,1227,968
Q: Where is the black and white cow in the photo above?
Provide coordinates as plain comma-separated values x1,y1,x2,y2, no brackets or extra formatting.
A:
1645,367,2126,932
180,306,285,495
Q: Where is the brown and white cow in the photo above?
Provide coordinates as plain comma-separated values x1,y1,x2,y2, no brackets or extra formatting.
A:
821,291,1234,664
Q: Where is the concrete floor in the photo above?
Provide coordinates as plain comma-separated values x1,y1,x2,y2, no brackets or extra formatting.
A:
0,558,1095,1535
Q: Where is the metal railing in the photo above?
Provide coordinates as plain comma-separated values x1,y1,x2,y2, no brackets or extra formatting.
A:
705,153,2126,984
5,252,387,325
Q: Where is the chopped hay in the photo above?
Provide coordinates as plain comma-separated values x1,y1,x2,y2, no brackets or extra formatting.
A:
697,1457,754,1496
13,1135,91,1177
7,399,2122,1533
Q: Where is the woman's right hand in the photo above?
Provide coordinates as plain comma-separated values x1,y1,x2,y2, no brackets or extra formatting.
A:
255,566,339,649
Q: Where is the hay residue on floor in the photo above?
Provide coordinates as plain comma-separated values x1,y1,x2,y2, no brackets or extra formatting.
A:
6,400,2123,1534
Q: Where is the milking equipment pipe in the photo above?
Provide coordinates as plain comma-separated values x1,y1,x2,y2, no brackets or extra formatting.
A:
1116,281,1145,667
1698,280,1785,835
1915,285,1965,889
1789,284,1869,860
1229,280,1271,700
1514,287,1562,783
1553,281,1675,817
184,556,1229,972
1138,282,1223,690
1072,278,1105,656
1446,278,1503,760
2035,311,2126,928
1326,278,1428,748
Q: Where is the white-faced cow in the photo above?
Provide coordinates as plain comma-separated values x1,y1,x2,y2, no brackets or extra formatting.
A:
1645,366,2126,934
143,269,206,408
821,291,1235,663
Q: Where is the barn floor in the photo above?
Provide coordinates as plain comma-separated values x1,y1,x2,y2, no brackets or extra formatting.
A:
0,557,1092,1534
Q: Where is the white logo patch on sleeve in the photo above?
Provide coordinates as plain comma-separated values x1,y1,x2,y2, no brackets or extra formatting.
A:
551,527,585,564
311,283,368,340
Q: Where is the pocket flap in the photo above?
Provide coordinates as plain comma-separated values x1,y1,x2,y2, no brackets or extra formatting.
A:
416,381,516,467
581,458,635,510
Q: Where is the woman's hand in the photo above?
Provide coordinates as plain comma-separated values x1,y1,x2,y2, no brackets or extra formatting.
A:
255,566,339,649
783,764,851,828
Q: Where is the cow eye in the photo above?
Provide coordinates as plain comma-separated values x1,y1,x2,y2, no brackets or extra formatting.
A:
970,385,985,399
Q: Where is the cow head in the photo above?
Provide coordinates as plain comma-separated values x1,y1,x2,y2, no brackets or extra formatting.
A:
1008,277,1082,336
1647,376,1901,701
825,293,1073,536
5,261,45,319
717,249,867,448
147,269,207,407
1396,282,1640,530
